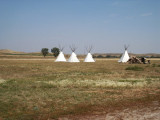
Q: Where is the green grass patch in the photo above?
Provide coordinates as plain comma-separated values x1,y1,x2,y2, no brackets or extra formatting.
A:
118,79,142,83
149,76,160,79
152,63,156,67
125,66,144,71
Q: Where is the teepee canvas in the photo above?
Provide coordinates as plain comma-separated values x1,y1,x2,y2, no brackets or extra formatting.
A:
55,46,66,62
84,46,95,62
118,45,130,63
68,45,80,62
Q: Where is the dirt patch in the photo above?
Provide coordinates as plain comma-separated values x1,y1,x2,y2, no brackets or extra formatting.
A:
59,101,160,120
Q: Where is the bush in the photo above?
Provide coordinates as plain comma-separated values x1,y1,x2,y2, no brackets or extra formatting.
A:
125,66,144,71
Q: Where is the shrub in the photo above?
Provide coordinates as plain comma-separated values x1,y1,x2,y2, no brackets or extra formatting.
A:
125,66,144,71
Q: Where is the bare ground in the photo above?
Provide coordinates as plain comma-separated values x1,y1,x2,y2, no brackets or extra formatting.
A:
58,101,160,120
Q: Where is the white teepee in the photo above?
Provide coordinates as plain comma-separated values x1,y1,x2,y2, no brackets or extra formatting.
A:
68,46,80,62
118,45,130,63
55,46,66,62
84,46,95,62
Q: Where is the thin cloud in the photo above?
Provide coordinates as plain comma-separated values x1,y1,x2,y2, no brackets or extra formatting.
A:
141,13,152,17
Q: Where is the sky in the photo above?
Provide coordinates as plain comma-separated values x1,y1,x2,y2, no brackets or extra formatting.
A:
0,0,160,54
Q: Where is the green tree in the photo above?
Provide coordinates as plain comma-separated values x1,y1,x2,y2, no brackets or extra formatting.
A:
51,47,60,57
41,48,49,57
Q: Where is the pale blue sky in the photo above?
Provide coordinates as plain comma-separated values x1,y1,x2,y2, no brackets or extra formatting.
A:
0,0,160,54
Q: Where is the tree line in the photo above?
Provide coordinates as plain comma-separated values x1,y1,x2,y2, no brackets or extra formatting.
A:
41,47,60,57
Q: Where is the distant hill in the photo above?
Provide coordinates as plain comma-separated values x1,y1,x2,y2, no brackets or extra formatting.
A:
0,49,51,56
0,49,26,54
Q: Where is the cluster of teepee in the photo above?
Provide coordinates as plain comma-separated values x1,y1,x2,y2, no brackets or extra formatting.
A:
55,45,130,63
55,45,95,62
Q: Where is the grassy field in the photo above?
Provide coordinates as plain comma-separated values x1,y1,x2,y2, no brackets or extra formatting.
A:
0,58,160,120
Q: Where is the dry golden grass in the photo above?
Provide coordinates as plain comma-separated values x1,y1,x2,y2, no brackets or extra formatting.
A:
0,58,160,119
